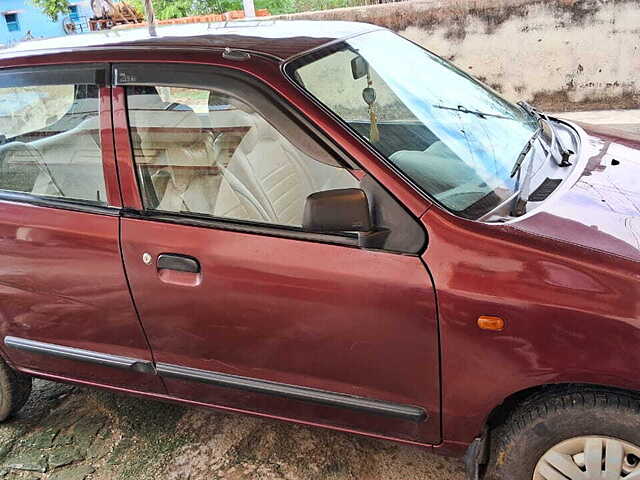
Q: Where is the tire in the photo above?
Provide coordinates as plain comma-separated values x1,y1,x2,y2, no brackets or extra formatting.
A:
485,386,640,480
0,358,32,421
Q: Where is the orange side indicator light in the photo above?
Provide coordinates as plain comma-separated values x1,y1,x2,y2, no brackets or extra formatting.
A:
477,316,505,332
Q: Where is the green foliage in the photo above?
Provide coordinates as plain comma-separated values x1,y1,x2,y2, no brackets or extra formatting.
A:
130,0,245,19
130,0,377,20
30,0,71,21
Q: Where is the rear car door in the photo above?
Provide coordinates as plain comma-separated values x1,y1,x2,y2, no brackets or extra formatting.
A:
0,64,164,393
115,63,441,444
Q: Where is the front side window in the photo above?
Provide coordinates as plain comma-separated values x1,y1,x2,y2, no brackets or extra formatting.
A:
289,30,539,219
0,83,106,204
126,85,357,227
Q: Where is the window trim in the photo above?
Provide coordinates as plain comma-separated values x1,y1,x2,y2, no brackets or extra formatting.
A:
122,209,360,248
0,190,119,216
0,63,114,213
0,64,108,88
113,63,357,170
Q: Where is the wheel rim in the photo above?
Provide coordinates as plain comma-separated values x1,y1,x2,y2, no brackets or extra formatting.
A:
533,436,640,479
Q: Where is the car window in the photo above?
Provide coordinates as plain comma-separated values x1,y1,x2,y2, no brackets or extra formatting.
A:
0,84,106,205
126,85,358,228
290,30,538,219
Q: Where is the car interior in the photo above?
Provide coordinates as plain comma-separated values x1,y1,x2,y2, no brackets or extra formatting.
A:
0,83,358,225
128,87,358,227
0,85,106,204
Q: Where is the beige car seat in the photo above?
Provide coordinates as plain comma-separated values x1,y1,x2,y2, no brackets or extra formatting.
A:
128,92,222,215
214,98,357,226
29,115,106,203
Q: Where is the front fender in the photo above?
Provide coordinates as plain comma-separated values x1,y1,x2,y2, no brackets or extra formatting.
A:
421,206,640,445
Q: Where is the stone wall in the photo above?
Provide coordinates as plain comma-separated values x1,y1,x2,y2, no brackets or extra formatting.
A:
276,0,640,111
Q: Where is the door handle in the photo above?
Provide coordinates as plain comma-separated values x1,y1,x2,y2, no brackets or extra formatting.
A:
157,254,200,273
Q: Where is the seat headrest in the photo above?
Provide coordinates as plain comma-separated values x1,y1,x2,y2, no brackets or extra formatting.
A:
130,104,205,160
238,115,281,155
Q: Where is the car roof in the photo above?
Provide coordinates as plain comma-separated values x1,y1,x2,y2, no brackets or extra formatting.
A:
0,20,382,62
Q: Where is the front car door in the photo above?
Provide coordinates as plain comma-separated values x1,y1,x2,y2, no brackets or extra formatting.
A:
115,63,440,444
0,64,163,393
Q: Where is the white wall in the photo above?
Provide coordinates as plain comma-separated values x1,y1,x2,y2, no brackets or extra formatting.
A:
277,0,640,111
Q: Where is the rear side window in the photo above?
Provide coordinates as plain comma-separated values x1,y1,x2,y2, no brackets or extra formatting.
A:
0,83,106,205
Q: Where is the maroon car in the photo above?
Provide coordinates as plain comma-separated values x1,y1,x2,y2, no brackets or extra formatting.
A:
0,20,637,480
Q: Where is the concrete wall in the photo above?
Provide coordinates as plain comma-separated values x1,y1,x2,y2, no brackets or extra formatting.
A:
277,0,640,111
0,0,93,47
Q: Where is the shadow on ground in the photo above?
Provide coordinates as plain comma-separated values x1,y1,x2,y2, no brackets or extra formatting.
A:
0,380,464,479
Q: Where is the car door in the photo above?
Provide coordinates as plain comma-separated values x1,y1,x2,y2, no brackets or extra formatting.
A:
115,63,440,444
0,64,164,393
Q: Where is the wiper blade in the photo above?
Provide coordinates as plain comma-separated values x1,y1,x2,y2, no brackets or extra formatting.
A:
510,126,541,177
517,100,539,120
433,104,512,120
518,101,573,166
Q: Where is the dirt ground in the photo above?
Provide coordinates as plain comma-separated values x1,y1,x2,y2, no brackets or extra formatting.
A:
0,380,464,480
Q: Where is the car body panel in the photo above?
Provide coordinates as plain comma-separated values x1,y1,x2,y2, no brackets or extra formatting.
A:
0,201,165,393
423,200,640,445
513,125,640,263
0,79,163,392
120,216,441,443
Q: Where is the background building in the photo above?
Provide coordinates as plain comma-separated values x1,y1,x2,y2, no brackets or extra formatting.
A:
0,1,94,47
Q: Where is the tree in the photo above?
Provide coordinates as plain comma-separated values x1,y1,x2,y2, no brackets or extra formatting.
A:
130,0,246,19
31,0,71,21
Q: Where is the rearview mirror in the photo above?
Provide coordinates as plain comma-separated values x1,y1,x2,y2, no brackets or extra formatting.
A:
303,188,372,233
350,56,368,80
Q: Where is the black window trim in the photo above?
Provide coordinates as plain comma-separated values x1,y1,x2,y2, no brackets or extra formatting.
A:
0,190,119,216
0,62,113,215
122,208,360,249
0,63,109,88
113,62,357,170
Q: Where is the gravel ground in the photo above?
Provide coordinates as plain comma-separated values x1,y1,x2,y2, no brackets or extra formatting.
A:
0,379,464,480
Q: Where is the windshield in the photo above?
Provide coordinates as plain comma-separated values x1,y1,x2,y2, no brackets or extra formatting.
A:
288,30,539,219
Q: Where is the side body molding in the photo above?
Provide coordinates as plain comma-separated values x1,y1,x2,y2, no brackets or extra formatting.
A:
4,337,155,374
4,336,427,422
156,362,427,422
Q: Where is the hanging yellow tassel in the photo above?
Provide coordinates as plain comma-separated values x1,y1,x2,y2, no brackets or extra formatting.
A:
364,69,380,144
369,106,380,143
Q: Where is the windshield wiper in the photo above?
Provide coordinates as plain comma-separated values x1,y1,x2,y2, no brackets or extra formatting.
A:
510,126,542,177
433,104,512,120
518,101,573,166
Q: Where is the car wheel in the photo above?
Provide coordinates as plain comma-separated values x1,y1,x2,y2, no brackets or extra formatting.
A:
485,387,640,480
0,358,32,421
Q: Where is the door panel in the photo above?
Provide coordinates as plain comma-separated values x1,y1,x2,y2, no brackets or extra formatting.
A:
0,68,162,392
121,218,440,443
114,65,440,443
0,203,163,392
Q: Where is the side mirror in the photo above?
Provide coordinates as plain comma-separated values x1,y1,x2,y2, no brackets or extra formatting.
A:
303,188,372,233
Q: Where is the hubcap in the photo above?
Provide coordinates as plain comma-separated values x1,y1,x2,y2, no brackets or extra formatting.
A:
533,436,640,479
